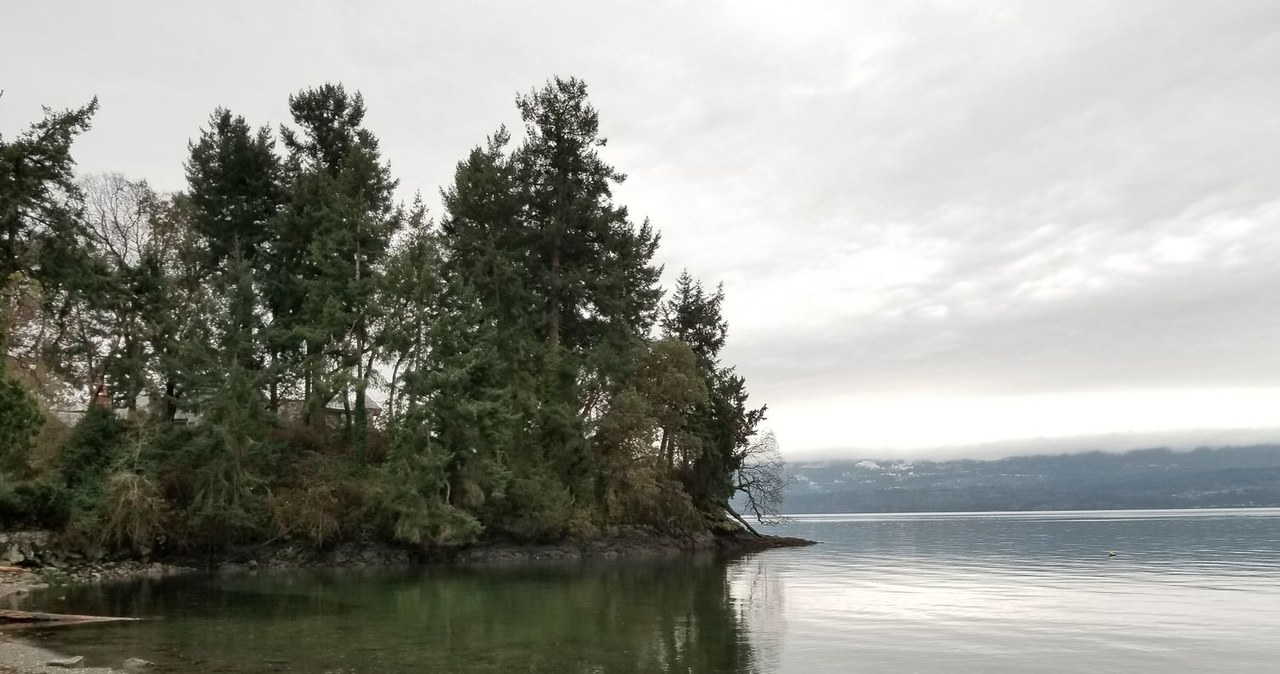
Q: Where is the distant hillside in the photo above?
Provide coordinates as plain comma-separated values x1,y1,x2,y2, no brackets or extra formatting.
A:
782,446,1280,513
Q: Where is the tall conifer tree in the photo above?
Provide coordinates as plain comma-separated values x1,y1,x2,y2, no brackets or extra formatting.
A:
271,84,400,443
0,99,98,295
661,269,766,515
185,109,281,269
512,77,663,500
184,108,282,408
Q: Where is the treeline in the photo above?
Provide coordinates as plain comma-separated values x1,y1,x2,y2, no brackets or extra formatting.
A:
0,77,782,554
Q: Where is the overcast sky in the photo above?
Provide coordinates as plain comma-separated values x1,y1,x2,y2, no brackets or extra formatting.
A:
5,1,1280,458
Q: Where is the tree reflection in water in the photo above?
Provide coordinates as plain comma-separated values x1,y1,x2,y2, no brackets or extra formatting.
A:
21,554,784,673
729,555,785,672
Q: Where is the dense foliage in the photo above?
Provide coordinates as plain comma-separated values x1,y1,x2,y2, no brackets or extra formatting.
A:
0,78,780,554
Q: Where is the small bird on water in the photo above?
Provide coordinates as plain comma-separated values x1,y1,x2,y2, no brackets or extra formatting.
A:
1109,551,1118,557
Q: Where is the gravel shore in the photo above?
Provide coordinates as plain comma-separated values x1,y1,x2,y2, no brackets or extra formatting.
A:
1,569,147,673
0,634,122,674
0,569,48,603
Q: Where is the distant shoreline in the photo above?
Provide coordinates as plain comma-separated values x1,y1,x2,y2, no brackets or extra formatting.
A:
784,446,1280,514
781,505,1280,517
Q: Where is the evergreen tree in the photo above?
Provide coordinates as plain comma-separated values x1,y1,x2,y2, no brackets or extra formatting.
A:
183,108,282,406
1,100,97,465
513,77,662,354
432,132,547,536
0,371,42,473
439,128,530,334
176,253,275,545
657,271,728,467
378,198,444,420
271,84,400,445
691,368,766,515
140,194,208,421
512,77,663,503
0,98,98,295
185,109,281,268
660,271,767,518
661,271,728,371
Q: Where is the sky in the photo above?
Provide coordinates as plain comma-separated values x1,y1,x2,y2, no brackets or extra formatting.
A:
4,1,1280,459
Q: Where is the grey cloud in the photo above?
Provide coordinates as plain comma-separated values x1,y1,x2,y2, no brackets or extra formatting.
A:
731,226,1280,397
5,0,1280,454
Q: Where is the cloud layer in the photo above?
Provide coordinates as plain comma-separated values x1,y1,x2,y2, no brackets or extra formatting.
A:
4,0,1279,455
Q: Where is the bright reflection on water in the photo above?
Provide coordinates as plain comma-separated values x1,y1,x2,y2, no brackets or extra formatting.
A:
757,508,1280,673
10,508,1280,673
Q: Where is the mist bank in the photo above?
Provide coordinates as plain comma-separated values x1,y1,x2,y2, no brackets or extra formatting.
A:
791,427,1280,462
783,445,1280,514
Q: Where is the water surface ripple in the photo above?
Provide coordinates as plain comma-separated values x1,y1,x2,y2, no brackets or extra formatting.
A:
10,508,1280,672
751,508,1280,673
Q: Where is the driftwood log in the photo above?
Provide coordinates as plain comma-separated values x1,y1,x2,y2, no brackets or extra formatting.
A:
0,609,139,626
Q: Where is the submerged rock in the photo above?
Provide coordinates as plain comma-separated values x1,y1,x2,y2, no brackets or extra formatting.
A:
46,655,85,668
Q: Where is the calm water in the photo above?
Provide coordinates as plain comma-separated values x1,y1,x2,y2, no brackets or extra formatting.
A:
9,508,1280,673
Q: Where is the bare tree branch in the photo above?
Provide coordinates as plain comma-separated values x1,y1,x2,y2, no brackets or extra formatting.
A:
733,430,791,526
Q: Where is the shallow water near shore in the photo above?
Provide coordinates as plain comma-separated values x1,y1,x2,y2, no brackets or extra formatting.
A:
10,508,1280,673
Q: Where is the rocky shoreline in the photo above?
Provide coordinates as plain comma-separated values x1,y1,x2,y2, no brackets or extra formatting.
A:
3,526,813,592
4,527,814,592
191,526,815,570
449,527,814,565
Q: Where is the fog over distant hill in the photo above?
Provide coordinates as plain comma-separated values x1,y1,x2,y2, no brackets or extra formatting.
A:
789,427,1280,462
781,443,1280,514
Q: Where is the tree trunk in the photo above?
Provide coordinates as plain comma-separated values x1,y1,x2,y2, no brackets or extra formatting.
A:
548,244,561,348
269,353,279,413
387,352,405,420
727,505,763,538
164,380,178,422
303,341,317,426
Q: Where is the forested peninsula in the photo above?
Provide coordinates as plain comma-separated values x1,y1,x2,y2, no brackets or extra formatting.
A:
0,77,791,563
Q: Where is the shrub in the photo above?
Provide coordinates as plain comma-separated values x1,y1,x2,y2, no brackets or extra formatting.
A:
163,423,273,549
373,416,484,549
55,407,129,543
269,452,376,545
0,368,43,475
605,460,703,533
99,470,166,553
60,406,127,490
0,477,70,528
491,469,578,542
